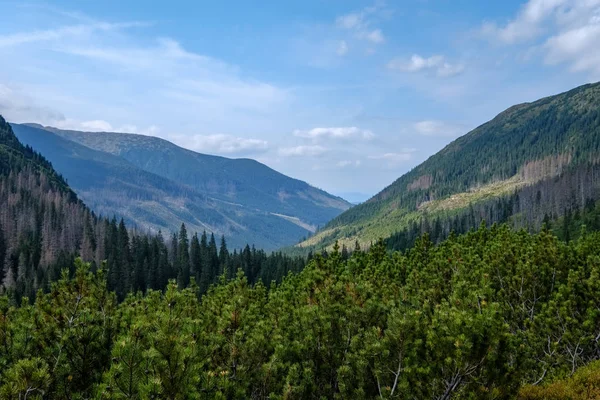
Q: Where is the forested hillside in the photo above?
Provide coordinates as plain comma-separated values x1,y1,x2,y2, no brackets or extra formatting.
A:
13,123,351,250
2,224,600,398
301,82,600,250
0,116,305,303
0,115,92,299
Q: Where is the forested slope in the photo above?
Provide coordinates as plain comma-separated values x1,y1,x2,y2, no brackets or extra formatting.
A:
0,115,94,299
0,115,306,303
301,82,600,250
2,224,600,398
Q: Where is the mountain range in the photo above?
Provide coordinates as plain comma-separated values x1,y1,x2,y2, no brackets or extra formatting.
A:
11,124,351,250
300,81,600,250
7,81,600,253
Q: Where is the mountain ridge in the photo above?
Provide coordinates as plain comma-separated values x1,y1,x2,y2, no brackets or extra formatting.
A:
301,81,600,250
27,124,350,214
13,123,350,250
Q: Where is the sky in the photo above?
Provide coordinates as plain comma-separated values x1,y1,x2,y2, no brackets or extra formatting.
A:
0,0,599,202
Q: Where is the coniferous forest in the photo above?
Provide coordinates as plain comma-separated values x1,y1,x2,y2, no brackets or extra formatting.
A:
4,73,600,398
2,225,600,399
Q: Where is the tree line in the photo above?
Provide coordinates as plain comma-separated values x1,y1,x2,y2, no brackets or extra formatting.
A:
386,162,600,252
100,220,306,302
1,211,306,304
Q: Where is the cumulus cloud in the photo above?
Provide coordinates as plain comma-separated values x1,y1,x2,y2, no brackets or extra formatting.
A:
336,5,386,44
80,120,113,131
544,15,600,75
0,83,65,123
116,124,161,136
278,145,327,157
369,149,415,167
413,120,466,138
171,133,269,155
337,40,348,56
293,126,375,141
0,84,160,135
336,160,362,168
47,118,161,135
336,13,363,30
387,55,465,78
481,0,600,76
364,29,385,44
480,0,567,44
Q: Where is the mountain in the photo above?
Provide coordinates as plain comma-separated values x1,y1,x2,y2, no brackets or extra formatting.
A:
11,124,266,250
334,191,372,205
12,124,351,250
301,81,600,250
1,114,307,303
0,115,99,299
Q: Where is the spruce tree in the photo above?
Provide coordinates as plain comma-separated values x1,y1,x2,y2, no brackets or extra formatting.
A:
176,224,190,289
219,235,229,278
149,234,161,290
190,233,202,286
116,219,131,298
208,233,219,283
198,231,210,293
157,231,170,289
0,222,5,284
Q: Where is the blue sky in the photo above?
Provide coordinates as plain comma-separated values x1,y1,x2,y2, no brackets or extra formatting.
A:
0,0,599,202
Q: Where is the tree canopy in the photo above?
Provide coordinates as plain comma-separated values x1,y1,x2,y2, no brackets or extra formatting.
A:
2,224,600,398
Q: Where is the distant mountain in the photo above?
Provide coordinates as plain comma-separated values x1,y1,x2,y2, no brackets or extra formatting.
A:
301,81,600,250
334,192,373,205
13,124,351,250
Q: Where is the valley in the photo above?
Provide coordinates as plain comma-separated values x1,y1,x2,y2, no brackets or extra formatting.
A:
2,1,600,397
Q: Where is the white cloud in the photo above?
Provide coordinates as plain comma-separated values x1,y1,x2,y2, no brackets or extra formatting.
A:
80,119,113,131
0,24,289,131
63,38,215,68
293,126,375,141
481,0,600,76
0,83,65,123
368,150,414,167
278,145,327,157
336,14,362,30
387,54,465,78
481,0,567,44
544,15,600,75
364,29,385,44
0,22,147,48
294,4,387,64
337,40,348,56
336,5,386,44
169,133,269,155
369,149,415,160
61,38,288,113
116,124,161,136
437,63,466,78
413,120,466,138
46,118,161,135
0,86,158,137
336,160,362,168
